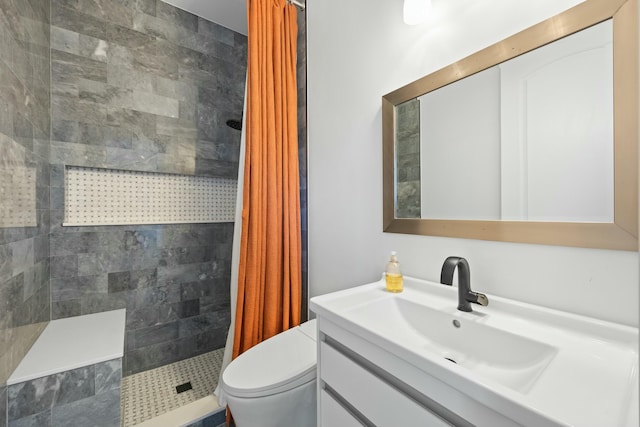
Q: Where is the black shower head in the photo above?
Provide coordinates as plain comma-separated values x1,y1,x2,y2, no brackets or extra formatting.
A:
226,119,242,131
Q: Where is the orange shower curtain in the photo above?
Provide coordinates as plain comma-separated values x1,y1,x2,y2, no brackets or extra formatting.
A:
232,0,301,359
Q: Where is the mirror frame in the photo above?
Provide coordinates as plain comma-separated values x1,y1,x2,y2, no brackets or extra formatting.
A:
382,0,638,251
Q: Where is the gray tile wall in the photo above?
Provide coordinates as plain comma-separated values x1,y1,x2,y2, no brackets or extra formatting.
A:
297,9,308,321
0,0,52,388
49,0,246,376
396,98,421,218
49,0,246,177
7,358,122,427
0,385,6,427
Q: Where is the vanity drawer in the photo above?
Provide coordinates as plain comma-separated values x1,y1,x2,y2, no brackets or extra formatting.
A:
320,341,452,427
320,389,364,427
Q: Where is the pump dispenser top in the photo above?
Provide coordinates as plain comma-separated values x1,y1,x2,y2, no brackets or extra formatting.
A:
385,251,403,293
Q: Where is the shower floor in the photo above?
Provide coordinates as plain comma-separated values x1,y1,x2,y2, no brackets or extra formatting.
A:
121,348,225,426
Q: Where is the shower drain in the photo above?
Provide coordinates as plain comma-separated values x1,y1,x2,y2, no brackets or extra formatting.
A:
176,381,193,394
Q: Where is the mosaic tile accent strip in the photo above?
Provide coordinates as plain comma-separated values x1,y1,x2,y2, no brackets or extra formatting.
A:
65,167,237,225
0,167,36,228
121,348,224,426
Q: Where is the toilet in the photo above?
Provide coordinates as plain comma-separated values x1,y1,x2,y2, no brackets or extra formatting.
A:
221,319,318,427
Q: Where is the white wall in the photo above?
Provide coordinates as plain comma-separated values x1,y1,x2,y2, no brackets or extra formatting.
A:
307,0,639,326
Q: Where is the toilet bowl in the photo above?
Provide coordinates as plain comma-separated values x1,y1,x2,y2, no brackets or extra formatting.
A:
221,319,318,427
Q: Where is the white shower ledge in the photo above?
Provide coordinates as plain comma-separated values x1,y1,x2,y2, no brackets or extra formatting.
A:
8,309,126,385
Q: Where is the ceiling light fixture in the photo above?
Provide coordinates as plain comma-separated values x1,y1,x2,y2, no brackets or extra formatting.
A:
403,0,432,25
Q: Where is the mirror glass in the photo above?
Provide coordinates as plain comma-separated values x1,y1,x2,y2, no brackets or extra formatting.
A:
395,20,613,222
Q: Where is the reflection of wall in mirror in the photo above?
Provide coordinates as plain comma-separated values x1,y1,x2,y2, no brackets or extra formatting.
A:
416,20,613,222
396,98,421,218
500,20,613,222
419,68,501,220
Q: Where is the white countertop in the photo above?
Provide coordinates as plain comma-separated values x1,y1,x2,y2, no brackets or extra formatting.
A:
8,309,126,385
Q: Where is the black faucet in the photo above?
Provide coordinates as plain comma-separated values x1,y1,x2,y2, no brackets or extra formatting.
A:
440,256,489,312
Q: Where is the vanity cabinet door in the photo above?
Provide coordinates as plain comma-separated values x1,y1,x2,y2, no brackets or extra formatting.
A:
320,342,452,427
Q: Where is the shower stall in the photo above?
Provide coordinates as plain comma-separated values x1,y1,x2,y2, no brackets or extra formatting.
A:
0,0,306,425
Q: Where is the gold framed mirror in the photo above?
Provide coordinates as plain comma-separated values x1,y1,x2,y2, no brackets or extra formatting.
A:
382,0,638,251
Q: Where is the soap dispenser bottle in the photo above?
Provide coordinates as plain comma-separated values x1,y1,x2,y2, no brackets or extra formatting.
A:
385,251,403,293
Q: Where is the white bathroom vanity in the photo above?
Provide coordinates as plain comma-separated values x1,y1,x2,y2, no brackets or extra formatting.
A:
310,277,638,427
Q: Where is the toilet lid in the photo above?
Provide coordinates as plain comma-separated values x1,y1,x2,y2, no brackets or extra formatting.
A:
222,320,317,398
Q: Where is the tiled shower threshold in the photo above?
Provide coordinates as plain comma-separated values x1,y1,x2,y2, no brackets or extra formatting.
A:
122,348,226,427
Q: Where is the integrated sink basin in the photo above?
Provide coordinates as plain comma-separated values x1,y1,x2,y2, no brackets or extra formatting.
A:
348,297,557,392
310,275,639,427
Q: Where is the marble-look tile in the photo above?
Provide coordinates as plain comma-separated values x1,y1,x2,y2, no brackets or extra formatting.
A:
80,292,128,315
175,298,199,318
107,268,157,293
196,139,240,163
156,1,197,32
50,116,76,142
177,312,227,339
159,246,212,267
7,365,94,420
195,159,238,179
50,232,100,256
95,359,121,394
10,239,34,277
105,146,158,172
179,99,196,122
0,274,25,313
79,34,108,62
55,365,96,406
7,410,51,427
51,299,81,319
137,282,181,306
51,26,80,55
133,48,179,80
50,387,120,427
22,261,49,302
155,76,196,103
49,164,64,187
161,136,196,158
180,281,211,301
0,242,14,284
51,274,107,301
109,87,180,118
106,22,155,51
50,140,107,166
52,95,107,123
106,62,155,93
51,4,106,40
195,325,228,352
77,77,109,104
125,339,179,374
106,107,157,139
76,0,133,29
33,234,49,263
0,132,28,169
156,154,195,175
132,322,179,348
135,0,156,17
157,262,214,287
0,386,6,427
132,11,192,46
156,116,197,139
50,254,78,278
197,17,234,46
